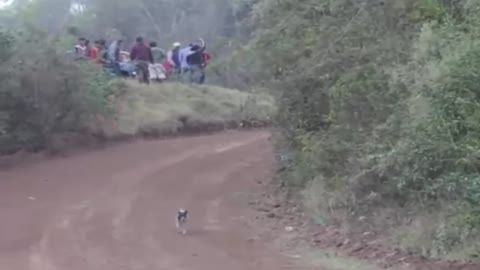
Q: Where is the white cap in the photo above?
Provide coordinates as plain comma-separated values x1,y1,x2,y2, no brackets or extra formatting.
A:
173,42,181,47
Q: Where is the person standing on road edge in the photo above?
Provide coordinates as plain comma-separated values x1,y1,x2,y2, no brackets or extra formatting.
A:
199,51,211,84
90,40,100,63
149,41,167,82
130,36,154,84
186,38,207,84
97,39,108,65
74,37,87,60
165,42,181,78
107,39,123,75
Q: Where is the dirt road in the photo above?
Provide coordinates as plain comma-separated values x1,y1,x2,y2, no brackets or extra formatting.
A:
0,130,311,270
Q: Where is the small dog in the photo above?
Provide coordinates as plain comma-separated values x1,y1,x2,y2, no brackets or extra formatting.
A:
176,208,188,235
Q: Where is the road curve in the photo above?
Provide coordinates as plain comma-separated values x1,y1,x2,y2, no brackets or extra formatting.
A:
0,130,310,270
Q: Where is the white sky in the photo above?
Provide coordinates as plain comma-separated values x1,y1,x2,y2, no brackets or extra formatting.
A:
0,0,14,9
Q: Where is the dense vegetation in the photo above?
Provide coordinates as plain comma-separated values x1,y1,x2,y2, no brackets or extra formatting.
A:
243,0,480,261
2,0,480,263
0,28,113,154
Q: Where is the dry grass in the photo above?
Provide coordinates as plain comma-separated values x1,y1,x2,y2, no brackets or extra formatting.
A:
302,179,480,263
302,249,385,270
389,208,480,261
302,177,353,227
96,80,275,138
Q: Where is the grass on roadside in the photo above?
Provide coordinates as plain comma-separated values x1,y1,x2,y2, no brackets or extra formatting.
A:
302,249,384,270
96,80,276,138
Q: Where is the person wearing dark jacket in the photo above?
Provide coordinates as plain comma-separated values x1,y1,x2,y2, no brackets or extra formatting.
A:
97,39,108,65
186,45,205,66
130,37,154,84
187,44,206,84
172,44,181,70
180,38,206,84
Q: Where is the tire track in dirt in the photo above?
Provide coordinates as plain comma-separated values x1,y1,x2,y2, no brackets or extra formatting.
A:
0,130,313,270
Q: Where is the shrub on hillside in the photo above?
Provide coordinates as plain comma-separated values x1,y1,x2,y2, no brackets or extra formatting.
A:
0,28,112,154
252,0,480,260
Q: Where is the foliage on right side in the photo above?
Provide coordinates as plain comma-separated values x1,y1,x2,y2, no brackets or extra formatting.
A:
249,0,480,261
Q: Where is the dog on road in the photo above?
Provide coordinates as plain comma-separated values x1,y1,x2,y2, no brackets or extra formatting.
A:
176,208,188,235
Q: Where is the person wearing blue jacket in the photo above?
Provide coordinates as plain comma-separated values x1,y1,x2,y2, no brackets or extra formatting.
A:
178,38,206,83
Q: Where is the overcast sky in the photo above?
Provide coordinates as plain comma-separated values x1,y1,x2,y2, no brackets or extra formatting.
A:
0,0,13,9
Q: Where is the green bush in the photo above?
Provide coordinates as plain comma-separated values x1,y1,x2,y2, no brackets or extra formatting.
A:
0,28,112,154
250,0,480,261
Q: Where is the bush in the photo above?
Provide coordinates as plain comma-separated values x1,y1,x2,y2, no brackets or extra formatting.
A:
0,28,112,154
251,0,480,261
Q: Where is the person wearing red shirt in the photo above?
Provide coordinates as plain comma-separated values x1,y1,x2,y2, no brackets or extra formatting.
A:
198,51,211,84
202,52,211,67
90,40,100,63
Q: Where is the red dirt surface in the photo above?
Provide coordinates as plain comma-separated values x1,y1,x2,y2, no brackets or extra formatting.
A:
251,191,480,270
0,130,313,270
